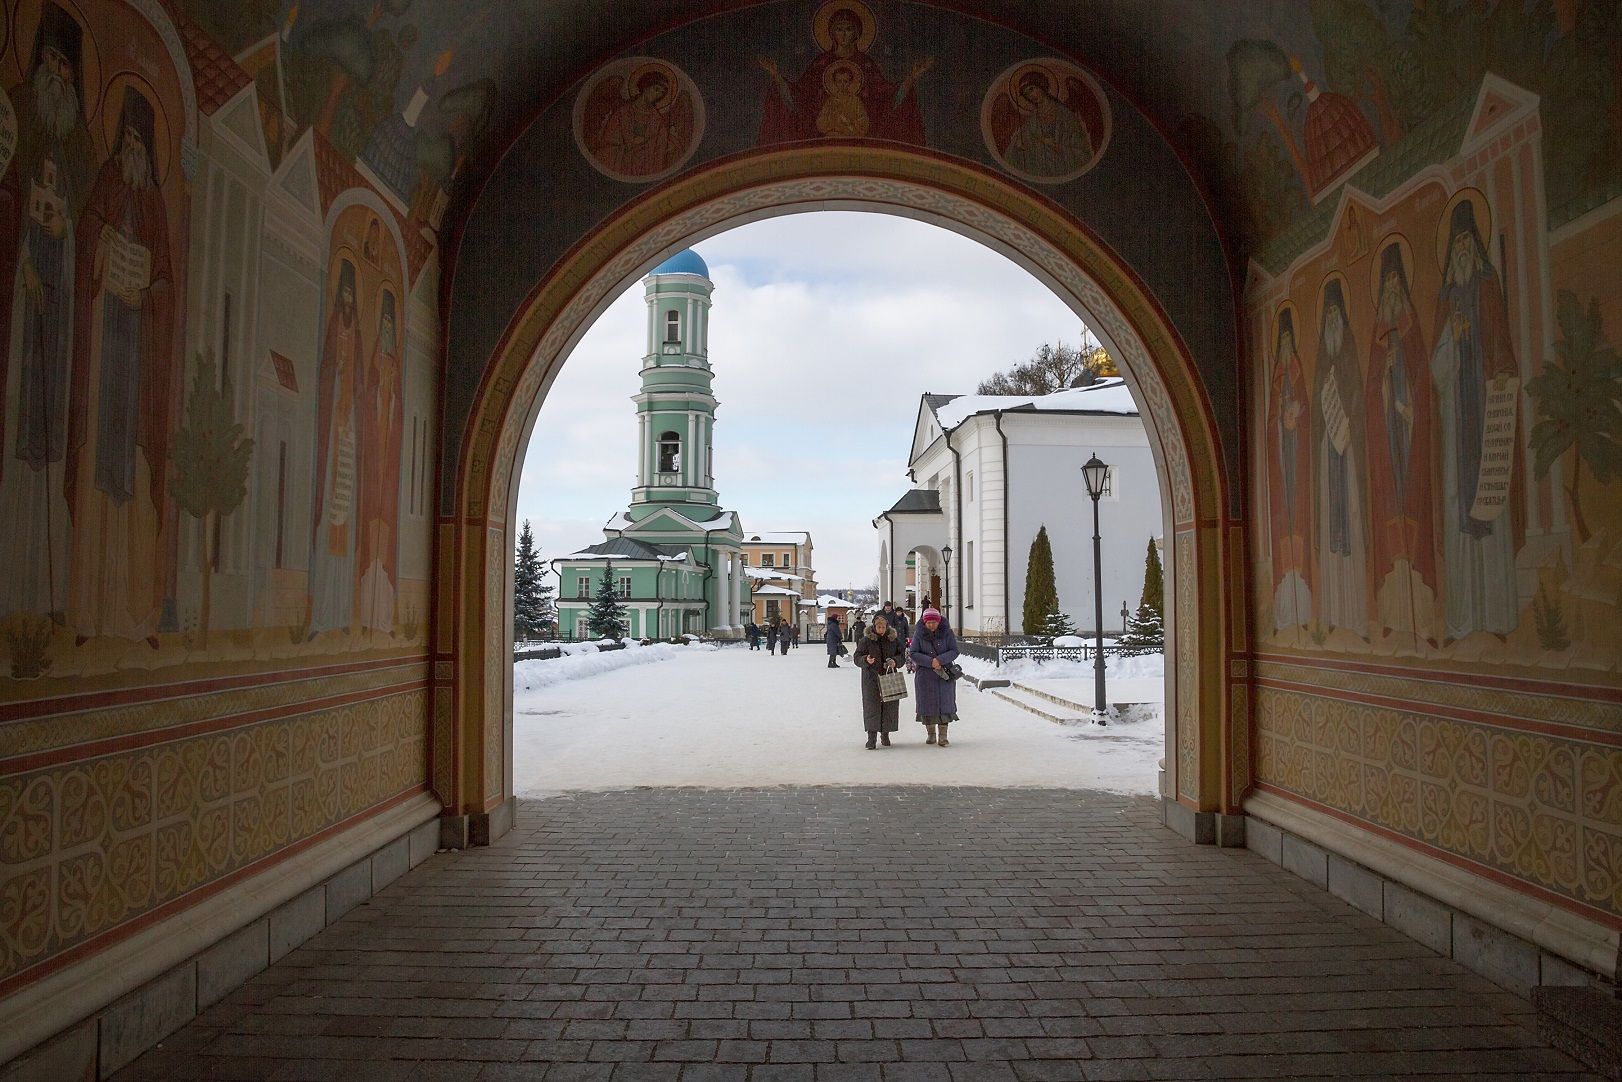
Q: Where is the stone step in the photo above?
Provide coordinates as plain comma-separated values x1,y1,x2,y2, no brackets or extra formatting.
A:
990,686,1088,725
1532,985,1622,1080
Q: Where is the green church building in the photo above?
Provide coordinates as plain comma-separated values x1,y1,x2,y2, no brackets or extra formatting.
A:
555,250,746,639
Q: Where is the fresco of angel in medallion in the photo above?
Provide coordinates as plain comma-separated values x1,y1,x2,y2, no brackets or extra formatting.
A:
982,59,1110,185
573,57,704,184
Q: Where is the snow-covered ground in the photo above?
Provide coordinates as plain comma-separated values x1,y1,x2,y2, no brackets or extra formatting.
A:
513,644,1165,798
513,640,717,693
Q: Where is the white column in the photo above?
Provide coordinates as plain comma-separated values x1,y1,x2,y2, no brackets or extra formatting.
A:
732,552,744,627
721,553,735,630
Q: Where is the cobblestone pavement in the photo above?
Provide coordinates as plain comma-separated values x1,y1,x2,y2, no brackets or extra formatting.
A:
114,788,1596,1081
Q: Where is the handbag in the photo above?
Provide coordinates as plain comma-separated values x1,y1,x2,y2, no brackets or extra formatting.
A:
941,662,965,681
838,642,849,656
877,670,908,703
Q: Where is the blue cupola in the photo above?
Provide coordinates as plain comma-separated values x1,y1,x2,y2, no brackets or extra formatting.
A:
649,248,709,278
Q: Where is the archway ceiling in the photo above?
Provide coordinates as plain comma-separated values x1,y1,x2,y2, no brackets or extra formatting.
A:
189,0,1328,263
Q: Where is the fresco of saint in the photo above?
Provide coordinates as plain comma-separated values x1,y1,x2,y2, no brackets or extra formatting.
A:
1267,307,1313,633
357,288,403,636
66,86,176,647
756,0,931,146
1429,195,1521,642
1311,277,1368,639
578,61,698,183
982,59,1108,185
0,3,98,623
309,259,362,637
1365,239,1438,646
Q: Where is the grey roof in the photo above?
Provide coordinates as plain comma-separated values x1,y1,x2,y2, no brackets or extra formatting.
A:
882,490,943,515
569,538,689,561
923,393,960,416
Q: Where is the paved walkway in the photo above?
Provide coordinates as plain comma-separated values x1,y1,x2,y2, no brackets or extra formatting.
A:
114,788,1595,1081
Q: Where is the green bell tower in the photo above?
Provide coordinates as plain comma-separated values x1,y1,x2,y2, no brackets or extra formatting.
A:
597,248,745,636
629,248,721,516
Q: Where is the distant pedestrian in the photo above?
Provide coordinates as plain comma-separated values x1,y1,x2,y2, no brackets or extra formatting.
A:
825,615,844,668
766,623,779,654
791,625,800,649
746,621,760,650
851,617,865,641
857,613,906,749
778,623,791,655
909,607,959,747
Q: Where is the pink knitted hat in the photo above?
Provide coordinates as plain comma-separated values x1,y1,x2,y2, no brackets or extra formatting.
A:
921,607,943,622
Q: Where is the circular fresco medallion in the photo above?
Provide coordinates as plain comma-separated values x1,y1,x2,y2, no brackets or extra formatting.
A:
981,57,1110,185
573,56,705,184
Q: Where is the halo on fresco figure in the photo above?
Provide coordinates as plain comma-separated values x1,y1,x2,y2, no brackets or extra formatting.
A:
981,57,1111,186
1316,270,1352,332
1435,187,1492,271
1273,299,1299,353
813,0,877,53
822,57,864,95
101,72,170,186
12,0,96,119
1371,232,1415,306
573,56,705,185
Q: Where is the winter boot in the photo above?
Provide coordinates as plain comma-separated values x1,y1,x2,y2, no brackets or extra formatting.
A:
827,657,838,668
937,726,949,747
865,734,876,750
925,724,937,745
880,731,891,746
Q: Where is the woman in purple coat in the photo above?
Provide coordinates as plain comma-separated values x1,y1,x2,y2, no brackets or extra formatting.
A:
908,607,959,746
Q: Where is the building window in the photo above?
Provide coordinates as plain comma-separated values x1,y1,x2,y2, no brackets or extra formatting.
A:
665,310,680,343
739,553,748,565
658,431,681,473
965,541,974,607
577,576,590,598
766,600,780,621
966,472,974,503
761,553,774,567
617,576,631,598
781,552,791,567
576,617,590,639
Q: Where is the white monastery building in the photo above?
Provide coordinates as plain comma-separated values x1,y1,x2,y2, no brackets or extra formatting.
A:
875,377,1164,635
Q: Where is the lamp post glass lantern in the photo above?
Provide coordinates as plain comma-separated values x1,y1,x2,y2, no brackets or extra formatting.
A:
1081,454,1109,723
940,545,952,622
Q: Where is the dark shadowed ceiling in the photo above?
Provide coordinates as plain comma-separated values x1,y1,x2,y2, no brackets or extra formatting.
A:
183,0,1621,268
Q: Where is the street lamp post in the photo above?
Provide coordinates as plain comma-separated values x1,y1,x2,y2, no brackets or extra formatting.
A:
1081,454,1110,724
941,545,953,623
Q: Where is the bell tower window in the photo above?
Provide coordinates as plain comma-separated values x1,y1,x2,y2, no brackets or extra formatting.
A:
664,310,680,343
658,431,681,473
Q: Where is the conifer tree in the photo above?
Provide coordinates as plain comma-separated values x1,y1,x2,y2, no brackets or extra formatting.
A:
512,520,553,640
1040,609,1078,641
1022,526,1058,636
586,561,628,640
1118,537,1166,655
1141,537,1164,622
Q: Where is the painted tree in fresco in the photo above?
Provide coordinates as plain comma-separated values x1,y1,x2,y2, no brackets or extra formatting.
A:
1527,290,1622,545
1310,0,1412,145
170,356,254,652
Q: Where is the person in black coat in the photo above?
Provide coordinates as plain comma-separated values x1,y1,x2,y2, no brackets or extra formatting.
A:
851,617,865,642
746,621,760,650
765,622,779,654
778,622,791,655
856,614,907,749
825,615,844,668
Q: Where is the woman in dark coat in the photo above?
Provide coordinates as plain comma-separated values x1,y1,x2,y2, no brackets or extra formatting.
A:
908,607,960,746
825,615,843,668
857,613,907,748
746,621,760,650
765,622,779,654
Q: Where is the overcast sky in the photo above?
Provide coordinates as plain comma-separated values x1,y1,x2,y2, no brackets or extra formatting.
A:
514,212,1083,589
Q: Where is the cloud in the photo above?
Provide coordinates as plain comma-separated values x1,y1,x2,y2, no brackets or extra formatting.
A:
517,212,1082,588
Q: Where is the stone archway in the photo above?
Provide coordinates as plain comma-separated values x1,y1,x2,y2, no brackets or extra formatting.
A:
438,146,1248,845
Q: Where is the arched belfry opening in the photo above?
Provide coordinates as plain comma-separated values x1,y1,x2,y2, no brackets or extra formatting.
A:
439,148,1247,846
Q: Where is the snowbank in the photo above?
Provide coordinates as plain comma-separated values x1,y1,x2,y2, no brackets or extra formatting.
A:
513,639,715,692
960,651,1163,684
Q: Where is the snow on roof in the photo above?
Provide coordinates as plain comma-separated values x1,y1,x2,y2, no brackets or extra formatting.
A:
931,378,1138,431
744,566,803,581
815,595,855,608
750,584,801,597
743,531,809,544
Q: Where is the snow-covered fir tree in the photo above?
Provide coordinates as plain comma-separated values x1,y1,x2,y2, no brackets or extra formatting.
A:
1040,609,1078,642
586,561,628,640
1118,538,1165,654
512,520,554,640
